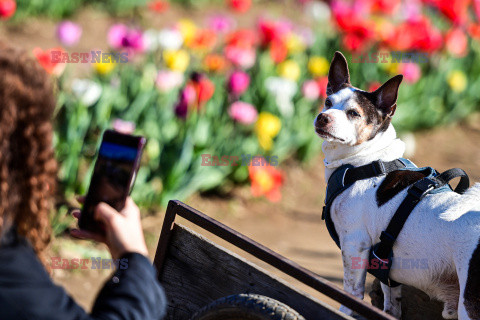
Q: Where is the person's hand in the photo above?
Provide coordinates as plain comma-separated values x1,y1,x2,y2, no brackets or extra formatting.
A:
71,197,149,260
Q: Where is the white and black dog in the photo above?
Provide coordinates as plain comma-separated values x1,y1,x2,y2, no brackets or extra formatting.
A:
314,51,480,319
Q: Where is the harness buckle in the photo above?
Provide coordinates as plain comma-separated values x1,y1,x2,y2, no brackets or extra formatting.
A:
372,161,386,176
408,177,438,200
379,231,395,246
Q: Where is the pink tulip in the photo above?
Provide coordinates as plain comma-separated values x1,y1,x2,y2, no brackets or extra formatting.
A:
155,70,184,92
399,63,421,84
446,27,468,58
56,21,82,47
302,80,320,101
207,14,236,33
112,119,135,134
182,83,197,105
228,101,258,124
228,71,250,96
108,24,128,49
225,46,256,69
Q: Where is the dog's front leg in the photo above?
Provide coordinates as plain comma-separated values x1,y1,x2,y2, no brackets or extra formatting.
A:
381,282,402,318
339,233,371,316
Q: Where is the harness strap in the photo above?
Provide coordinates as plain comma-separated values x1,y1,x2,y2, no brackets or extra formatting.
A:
436,168,469,193
372,168,470,279
343,159,406,185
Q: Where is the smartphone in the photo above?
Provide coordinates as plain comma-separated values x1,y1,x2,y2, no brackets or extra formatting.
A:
79,129,146,234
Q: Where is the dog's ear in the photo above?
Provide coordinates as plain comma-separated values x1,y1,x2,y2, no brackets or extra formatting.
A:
327,51,350,95
374,75,403,117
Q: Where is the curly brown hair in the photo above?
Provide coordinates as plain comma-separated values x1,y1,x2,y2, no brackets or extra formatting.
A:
0,42,57,267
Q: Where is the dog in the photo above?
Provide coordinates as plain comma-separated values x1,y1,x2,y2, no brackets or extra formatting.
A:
314,51,480,320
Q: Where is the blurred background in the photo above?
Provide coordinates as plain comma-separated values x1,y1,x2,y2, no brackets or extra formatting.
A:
2,0,480,310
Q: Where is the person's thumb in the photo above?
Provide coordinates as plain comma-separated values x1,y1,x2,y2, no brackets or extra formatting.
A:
94,202,120,226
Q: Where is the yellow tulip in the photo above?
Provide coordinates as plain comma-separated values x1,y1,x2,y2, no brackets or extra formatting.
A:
94,60,115,75
177,19,197,46
255,112,281,151
381,61,399,75
286,33,305,55
447,70,467,93
308,56,329,77
163,49,190,72
277,60,301,81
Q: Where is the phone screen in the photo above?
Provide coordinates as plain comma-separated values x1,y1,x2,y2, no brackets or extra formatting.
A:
79,130,145,233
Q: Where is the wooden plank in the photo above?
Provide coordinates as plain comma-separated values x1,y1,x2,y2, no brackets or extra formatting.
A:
159,224,353,320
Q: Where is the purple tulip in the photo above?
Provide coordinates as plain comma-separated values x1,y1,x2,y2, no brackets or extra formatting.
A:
174,98,189,119
228,101,258,124
56,21,82,47
108,24,145,53
228,71,250,96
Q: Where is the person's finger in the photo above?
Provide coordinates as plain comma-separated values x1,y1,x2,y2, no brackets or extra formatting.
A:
70,228,105,243
71,209,81,219
94,202,120,226
121,197,140,218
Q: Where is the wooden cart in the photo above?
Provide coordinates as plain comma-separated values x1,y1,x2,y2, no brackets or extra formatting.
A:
153,200,396,320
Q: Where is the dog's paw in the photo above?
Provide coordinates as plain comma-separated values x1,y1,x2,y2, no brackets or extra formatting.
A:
442,308,458,319
339,305,354,316
384,307,402,319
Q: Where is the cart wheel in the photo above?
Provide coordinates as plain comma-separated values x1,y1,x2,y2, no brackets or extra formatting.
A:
190,293,306,320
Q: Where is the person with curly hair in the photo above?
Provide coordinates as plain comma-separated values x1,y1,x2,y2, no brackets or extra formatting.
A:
0,42,166,319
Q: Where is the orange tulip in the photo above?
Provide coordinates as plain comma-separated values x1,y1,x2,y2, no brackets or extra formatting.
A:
248,160,283,202
203,54,227,72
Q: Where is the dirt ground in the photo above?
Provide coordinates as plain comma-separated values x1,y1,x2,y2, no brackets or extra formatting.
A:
51,117,480,312
3,3,480,315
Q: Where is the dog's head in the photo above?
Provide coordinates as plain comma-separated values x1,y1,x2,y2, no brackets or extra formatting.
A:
314,51,403,146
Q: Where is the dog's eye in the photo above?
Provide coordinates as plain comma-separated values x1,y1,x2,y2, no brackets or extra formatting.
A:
347,110,360,118
325,99,332,108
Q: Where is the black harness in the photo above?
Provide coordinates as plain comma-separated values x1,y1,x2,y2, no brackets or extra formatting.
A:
322,158,469,287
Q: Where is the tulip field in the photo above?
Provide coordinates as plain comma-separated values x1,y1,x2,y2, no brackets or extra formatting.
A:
3,0,480,234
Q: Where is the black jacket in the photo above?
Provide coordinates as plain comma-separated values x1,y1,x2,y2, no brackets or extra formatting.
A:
0,227,167,320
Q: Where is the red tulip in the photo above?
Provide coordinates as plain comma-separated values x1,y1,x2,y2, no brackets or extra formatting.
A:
32,47,66,76
226,29,257,48
424,0,470,25
228,0,251,13
269,38,288,64
368,81,382,92
0,0,16,20
148,0,169,13
315,76,329,99
385,16,442,52
370,0,400,14
196,77,215,104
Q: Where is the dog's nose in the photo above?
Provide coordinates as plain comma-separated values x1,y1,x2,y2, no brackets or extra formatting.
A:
316,113,332,126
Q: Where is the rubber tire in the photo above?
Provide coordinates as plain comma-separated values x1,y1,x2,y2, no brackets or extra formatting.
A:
189,293,306,320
